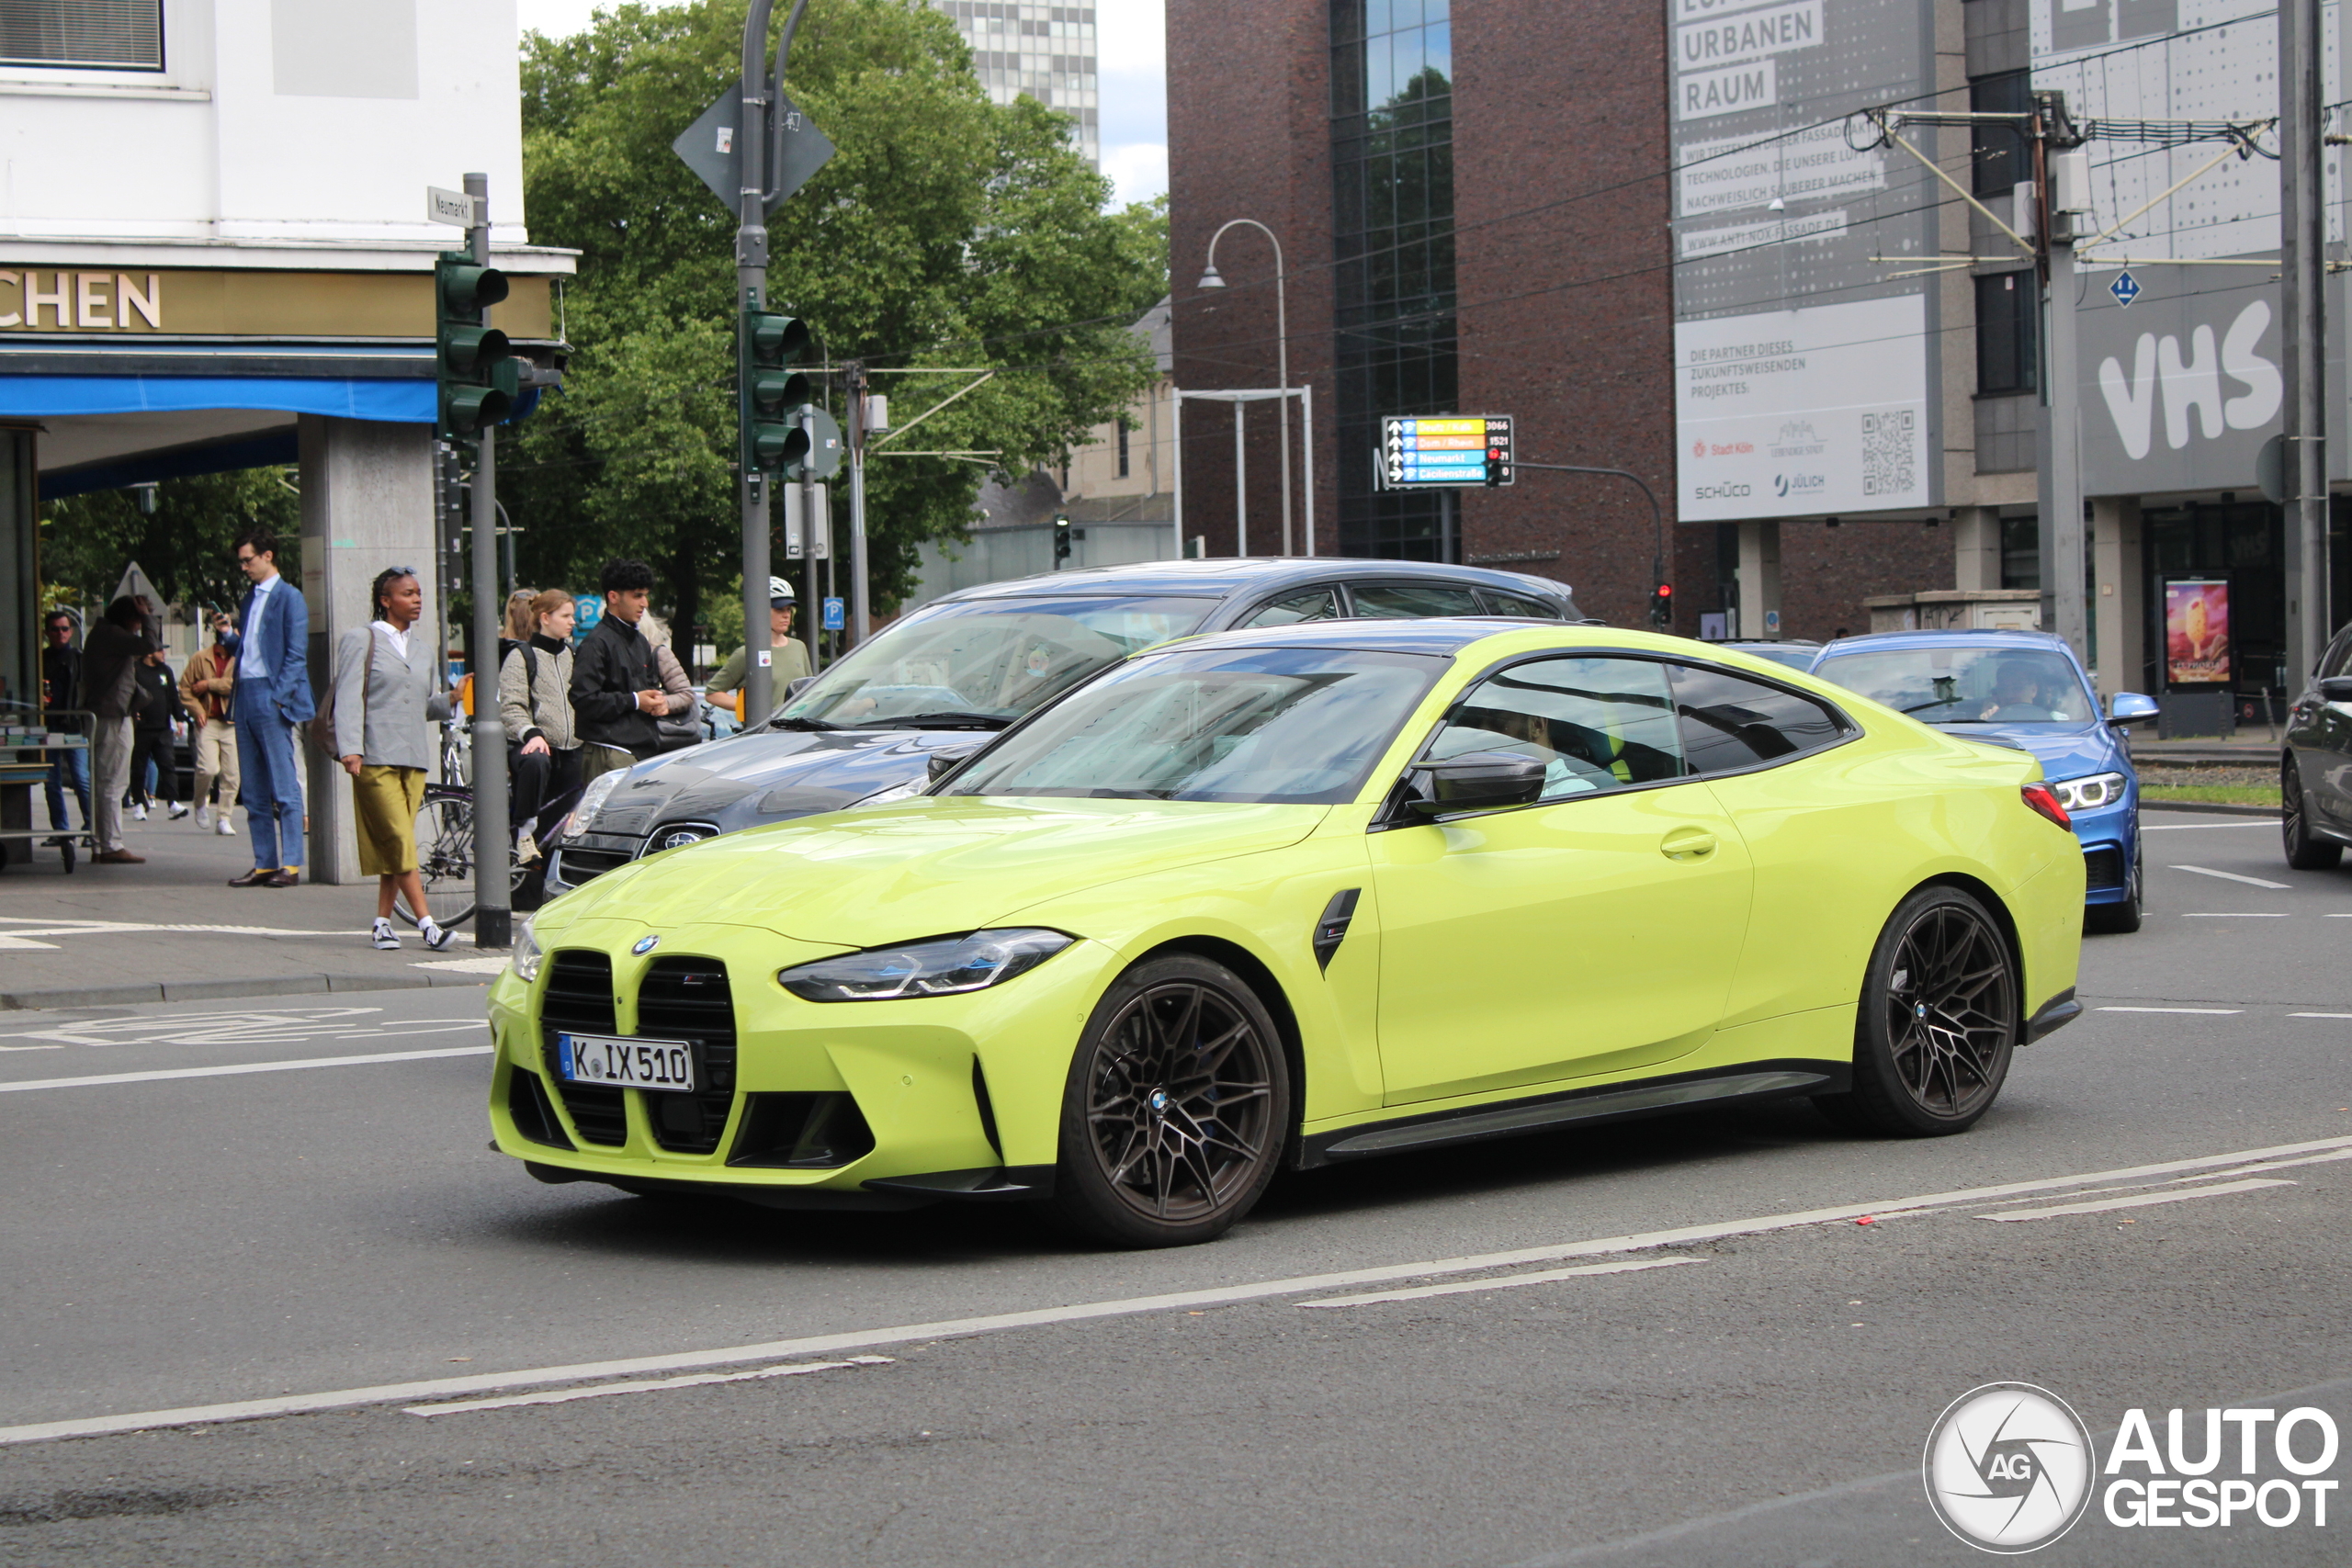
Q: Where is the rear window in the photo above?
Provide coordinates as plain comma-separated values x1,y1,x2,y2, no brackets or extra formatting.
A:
1669,664,1850,774
1351,583,1485,619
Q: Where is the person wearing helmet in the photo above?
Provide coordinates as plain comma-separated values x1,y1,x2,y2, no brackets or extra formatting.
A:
706,576,811,696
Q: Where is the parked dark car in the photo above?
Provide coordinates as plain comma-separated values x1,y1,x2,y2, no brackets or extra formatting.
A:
546,558,1589,896
2282,620,2352,869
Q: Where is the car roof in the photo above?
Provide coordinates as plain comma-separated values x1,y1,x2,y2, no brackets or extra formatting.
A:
930,556,1577,606
1815,629,2073,658
1145,617,1736,660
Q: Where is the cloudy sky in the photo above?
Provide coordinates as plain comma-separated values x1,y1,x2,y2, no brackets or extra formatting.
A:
514,1,1168,207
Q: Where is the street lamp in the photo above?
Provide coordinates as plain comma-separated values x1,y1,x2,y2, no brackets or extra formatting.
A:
1199,219,1294,556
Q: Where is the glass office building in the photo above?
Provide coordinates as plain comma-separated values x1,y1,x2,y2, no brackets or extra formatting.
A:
1330,0,1456,558
933,1,1100,168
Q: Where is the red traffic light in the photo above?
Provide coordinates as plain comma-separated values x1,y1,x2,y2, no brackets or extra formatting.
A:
1656,583,1672,598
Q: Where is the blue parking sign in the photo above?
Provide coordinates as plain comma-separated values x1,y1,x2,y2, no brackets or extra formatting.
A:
821,596,845,632
573,594,604,639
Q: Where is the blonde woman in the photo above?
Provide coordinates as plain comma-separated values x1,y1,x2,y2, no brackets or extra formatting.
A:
333,567,456,953
500,587,581,850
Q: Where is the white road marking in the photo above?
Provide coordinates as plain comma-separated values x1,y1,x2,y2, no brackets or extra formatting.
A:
2290,1012,2352,1020
2097,1006,2243,1014
412,957,511,976
0,917,373,939
2185,1148,2352,1179
403,1356,895,1417
1977,1177,2294,1222
0,1045,491,1093
0,1008,485,1051
0,935,61,950
2142,822,2276,830
2171,864,2293,889
2178,912,2290,918
9,1133,2352,1447
1295,1257,1696,1309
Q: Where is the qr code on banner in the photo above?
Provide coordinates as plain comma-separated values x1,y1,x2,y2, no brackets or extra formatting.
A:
1860,409,1916,497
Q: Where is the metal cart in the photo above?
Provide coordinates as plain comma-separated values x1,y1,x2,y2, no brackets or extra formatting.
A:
0,707,98,873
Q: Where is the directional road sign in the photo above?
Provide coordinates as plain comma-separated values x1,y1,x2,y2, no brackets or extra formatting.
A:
1380,414,1514,489
673,82,837,217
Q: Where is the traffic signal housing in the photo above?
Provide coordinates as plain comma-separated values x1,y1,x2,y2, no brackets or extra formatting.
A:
1052,513,1072,564
435,254,514,439
741,308,812,474
1649,582,1673,627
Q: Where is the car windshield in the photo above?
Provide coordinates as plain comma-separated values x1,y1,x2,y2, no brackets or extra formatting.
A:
1813,646,2095,726
937,646,1447,805
776,596,1217,728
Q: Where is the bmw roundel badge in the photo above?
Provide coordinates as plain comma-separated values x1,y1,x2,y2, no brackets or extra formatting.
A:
632,935,661,955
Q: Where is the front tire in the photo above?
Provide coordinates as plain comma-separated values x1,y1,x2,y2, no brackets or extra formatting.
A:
1815,886,2017,1137
2283,759,2343,871
1052,954,1291,1248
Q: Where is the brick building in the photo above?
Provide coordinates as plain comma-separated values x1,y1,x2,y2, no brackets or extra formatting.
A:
1165,0,1952,637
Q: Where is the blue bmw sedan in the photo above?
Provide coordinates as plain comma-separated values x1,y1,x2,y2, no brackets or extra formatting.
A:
1809,630,2154,932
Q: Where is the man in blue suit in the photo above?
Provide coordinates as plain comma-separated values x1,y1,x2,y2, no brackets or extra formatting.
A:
230,530,314,887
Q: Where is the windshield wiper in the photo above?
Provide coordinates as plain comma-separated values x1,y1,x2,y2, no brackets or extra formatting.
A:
768,715,844,731
1901,700,1971,716
856,711,1012,731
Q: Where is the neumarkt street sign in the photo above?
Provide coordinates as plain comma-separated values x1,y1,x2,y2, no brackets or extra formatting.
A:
672,82,836,216
425,186,481,228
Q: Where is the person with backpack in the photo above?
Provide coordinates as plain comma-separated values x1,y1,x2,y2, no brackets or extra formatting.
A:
330,567,455,953
79,596,152,865
499,587,580,859
125,650,187,822
179,612,241,834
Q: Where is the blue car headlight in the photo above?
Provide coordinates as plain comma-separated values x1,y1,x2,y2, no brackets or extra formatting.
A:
2050,772,2129,813
777,929,1074,1002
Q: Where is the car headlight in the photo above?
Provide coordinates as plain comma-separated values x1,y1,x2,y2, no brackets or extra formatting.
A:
777,928,1073,1002
511,916,543,982
2050,772,2129,812
565,769,624,837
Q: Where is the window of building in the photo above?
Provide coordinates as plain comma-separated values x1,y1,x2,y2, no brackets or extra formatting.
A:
0,0,162,70
1975,270,2038,395
2000,513,2040,590
1116,420,1130,479
1331,0,1457,560
1970,70,2032,196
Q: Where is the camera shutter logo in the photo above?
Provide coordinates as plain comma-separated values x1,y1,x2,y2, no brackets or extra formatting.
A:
1924,1382,2095,1552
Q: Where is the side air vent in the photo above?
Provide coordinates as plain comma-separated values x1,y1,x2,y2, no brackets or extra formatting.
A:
728,1093,876,1168
505,1068,573,1150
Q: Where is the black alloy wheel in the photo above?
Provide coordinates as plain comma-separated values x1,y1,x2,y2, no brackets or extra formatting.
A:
2282,760,2343,871
1054,953,1291,1247
1815,886,2017,1137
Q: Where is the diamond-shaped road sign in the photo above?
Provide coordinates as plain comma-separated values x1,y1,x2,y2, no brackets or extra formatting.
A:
2109,270,2142,309
672,81,836,216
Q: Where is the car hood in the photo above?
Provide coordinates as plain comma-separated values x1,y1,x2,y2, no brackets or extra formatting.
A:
540,796,1331,948
586,728,989,836
1929,721,2122,783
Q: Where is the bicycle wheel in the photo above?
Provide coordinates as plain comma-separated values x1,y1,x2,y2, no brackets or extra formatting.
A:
398,787,479,929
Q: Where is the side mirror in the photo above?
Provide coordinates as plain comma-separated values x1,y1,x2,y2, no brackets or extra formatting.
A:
926,743,982,784
2108,692,2158,725
2319,677,2352,704
1403,750,1548,818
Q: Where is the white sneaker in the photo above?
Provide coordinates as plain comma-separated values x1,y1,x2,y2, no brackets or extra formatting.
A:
196,806,212,829
420,919,455,953
216,818,238,836
132,804,148,821
371,919,401,951
515,829,538,863
168,803,189,820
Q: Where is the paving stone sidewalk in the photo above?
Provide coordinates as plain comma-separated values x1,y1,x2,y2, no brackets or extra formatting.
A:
0,807,503,1010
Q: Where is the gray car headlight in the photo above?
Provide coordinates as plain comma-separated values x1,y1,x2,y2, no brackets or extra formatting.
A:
2050,772,2129,812
511,916,544,982
565,768,624,837
778,929,1073,1002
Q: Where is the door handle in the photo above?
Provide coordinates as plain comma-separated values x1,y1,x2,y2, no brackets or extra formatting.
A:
1660,826,1718,861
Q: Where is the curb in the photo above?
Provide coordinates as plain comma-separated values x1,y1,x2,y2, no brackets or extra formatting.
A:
2140,798,2280,818
0,971,494,1013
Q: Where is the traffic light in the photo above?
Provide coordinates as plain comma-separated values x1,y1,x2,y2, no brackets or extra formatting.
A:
741,308,812,475
435,254,513,440
1649,581,1673,627
1052,513,1072,564
1485,455,1503,488
783,405,843,482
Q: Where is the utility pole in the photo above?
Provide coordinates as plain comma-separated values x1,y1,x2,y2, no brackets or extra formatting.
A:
2281,0,2328,682
464,171,511,950
2034,96,2089,665
846,360,871,643
736,0,779,726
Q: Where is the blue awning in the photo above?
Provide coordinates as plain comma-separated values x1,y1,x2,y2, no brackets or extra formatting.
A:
0,375,435,422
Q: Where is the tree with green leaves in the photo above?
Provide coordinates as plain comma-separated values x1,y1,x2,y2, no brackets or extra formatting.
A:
39,469,301,620
507,0,1168,643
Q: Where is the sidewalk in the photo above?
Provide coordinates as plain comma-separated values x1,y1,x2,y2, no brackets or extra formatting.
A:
0,806,504,1010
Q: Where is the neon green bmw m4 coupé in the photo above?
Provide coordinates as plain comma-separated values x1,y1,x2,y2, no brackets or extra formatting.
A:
486,619,2086,1247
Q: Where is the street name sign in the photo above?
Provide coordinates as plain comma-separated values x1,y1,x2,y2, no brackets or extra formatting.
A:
1381,414,1515,489
425,186,481,227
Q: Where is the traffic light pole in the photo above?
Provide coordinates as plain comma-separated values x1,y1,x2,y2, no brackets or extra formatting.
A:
847,360,871,643
2281,0,2329,684
737,0,778,726
464,171,511,950
1510,460,1668,622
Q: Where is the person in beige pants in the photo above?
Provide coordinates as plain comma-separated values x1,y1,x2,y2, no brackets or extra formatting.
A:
179,612,241,834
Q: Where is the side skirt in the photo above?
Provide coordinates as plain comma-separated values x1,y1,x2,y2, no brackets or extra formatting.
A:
1295,1059,1851,1170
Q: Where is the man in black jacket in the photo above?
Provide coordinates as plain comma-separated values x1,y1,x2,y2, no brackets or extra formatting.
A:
568,558,668,788
40,610,91,835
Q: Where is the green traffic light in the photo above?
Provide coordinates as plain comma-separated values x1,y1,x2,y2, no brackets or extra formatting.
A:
751,369,809,415
443,384,513,437
747,311,809,365
442,323,512,377
439,263,509,318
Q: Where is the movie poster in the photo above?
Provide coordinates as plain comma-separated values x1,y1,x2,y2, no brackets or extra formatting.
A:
2164,579,2232,687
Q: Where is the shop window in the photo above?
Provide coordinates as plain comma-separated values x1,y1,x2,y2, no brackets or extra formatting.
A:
1970,71,2032,196
1976,271,2038,396
1116,421,1130,479
0,0,164,70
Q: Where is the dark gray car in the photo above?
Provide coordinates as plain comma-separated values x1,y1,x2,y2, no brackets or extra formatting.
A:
547,557,1587,896
2282,620,2352,869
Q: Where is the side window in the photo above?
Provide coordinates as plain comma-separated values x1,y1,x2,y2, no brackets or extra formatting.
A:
1669,663,1849,775
1428,656,1684,801
1242,588,1343,628
1351,582,1484,619
2323,632,2352,681
1478,590,1558,619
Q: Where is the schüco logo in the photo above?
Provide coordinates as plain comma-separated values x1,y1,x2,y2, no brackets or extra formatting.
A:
1693,482,1752,500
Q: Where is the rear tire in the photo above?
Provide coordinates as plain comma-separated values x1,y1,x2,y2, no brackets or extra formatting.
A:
2282,760,2343,871
1815,886,2017,1138
1051,954,1291,1248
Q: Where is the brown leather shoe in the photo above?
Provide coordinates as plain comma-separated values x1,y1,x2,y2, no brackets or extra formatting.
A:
228,868,273,886
262,869,300,887
93,849,145,864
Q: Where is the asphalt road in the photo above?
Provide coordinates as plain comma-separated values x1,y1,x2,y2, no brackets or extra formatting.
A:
4,811,2348,1565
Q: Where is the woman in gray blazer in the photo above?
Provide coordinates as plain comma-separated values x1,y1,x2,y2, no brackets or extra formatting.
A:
333,568,456,953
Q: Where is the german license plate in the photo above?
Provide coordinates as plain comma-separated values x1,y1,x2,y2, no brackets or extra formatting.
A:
556,1032,695,1093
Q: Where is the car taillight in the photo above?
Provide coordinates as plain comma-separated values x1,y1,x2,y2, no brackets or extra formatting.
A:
2021,782,2072,829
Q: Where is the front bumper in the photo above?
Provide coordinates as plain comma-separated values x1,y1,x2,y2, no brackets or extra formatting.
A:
485,918,1116,1201
2071,798,2137,907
